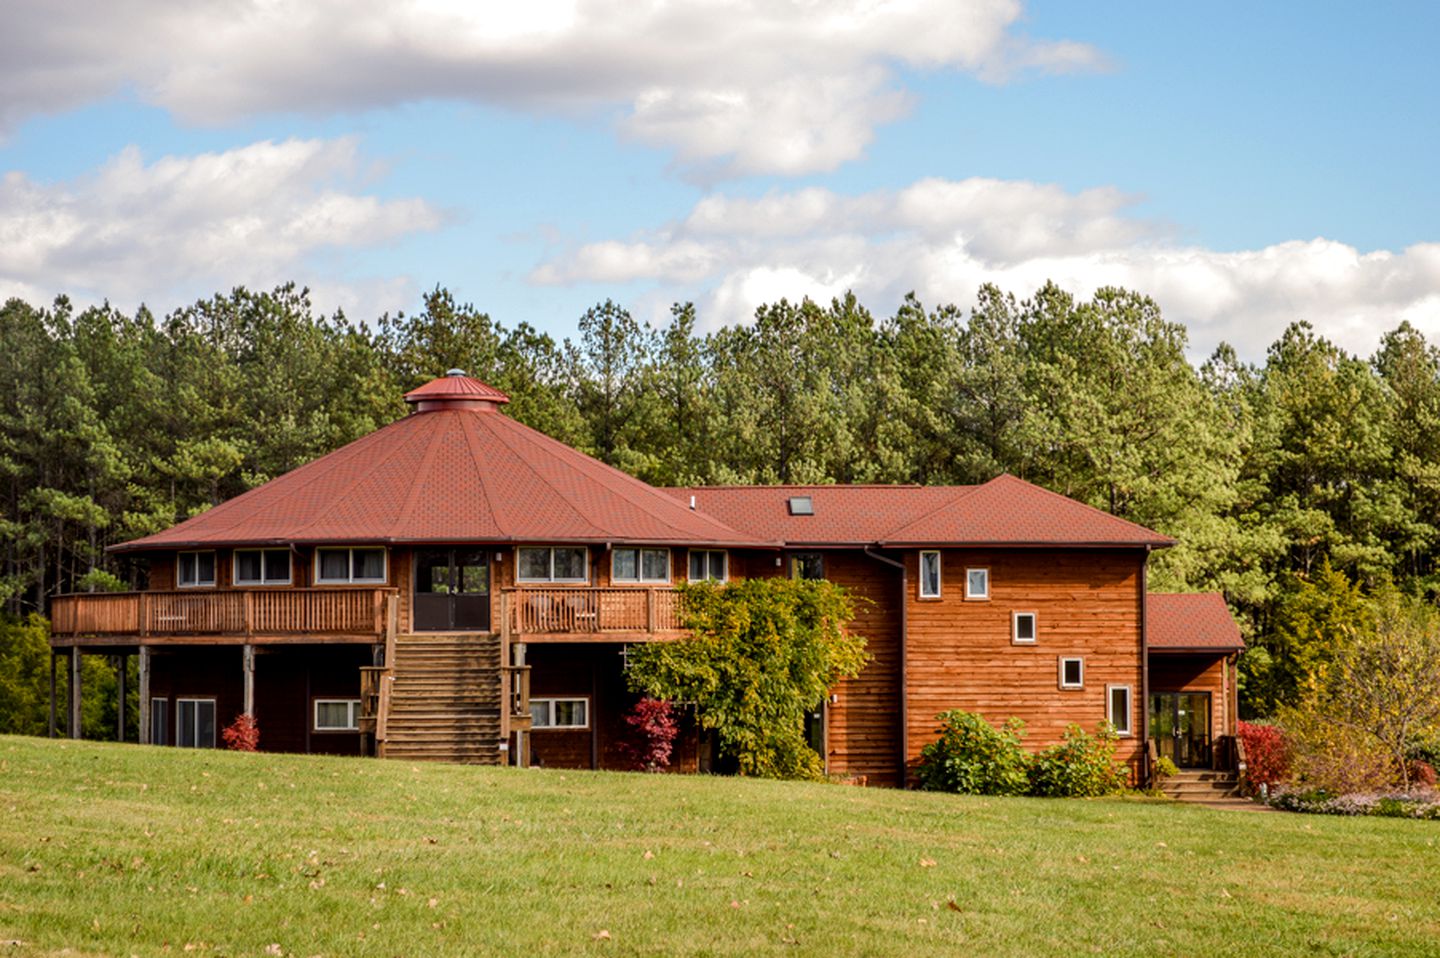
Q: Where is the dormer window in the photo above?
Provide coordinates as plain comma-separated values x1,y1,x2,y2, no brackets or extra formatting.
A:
787,496,814,516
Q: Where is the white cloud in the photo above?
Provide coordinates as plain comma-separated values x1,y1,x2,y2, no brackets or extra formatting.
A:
0,0,1104,178
0,138,443,312
531,177,1440,359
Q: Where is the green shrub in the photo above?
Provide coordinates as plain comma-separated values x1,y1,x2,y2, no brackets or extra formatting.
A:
917,710,1032,796
1029,723,1129,797
1153,756,1179,781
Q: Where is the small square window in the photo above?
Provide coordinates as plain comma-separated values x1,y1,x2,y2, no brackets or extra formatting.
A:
314,699,360,731
965,567,989,600
178,551,216,588
1059,657,1084,689
789,552,825,581
919,551,941,598
1013,611,1037,644
787,496,814,516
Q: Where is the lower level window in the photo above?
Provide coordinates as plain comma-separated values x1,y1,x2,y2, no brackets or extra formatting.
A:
530,697,589,729
1108,685,1133,736
314,699,361,731
176,698,216,748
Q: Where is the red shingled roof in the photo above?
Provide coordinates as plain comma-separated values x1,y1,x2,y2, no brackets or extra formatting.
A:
667,485,972,545
667,474,1173,548
1148,593,1244,651
403,372,511,405
113,375,766,552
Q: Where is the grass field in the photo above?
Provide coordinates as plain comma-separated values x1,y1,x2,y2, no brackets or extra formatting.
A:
1,736,1438,957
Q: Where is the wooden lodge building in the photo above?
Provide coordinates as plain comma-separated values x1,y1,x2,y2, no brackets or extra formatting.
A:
49,371,1243,784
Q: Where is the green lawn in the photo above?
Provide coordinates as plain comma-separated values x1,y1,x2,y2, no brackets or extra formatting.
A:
1,737,1437,957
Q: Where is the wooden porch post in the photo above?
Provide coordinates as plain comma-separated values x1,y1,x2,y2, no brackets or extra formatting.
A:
116,654,126,743
242,643,256,717
48,652,56,739
69,647,82,740
513,641,528,768
138,646,152,745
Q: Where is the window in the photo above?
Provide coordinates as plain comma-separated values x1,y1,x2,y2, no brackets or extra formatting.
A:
150,698,168,746
612,547,670,583
234,549,291,585
965,567,989,600
1059,657,1084,689
314,699,361,731
1012,611,1037,644
788,552,825,581
517,546,589,583
176,698,216,748
177,551,216,588
688,550,728,582
1108,685,1133,736
315,547,387,584
919,550,941,598
787,496,814,516
529,697,589,729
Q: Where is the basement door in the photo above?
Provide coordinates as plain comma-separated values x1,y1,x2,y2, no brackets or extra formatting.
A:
413,549,490,632
1149,692,1211,768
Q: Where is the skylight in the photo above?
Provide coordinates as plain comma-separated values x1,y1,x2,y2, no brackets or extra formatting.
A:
788,496,814,516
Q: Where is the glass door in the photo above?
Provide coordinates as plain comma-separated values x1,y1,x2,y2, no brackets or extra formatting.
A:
1149,692,1212,768
413,549,491,631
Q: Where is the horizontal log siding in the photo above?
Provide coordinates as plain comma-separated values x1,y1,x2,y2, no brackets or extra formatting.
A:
1150,652,1232,745
904,548,1146,780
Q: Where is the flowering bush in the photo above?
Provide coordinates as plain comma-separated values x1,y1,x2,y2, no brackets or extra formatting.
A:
1268,787,1440,820
1236,720,1289,788
917,711,1031,796
221,713,260,751
618,698,679,772
1029,723,1129,797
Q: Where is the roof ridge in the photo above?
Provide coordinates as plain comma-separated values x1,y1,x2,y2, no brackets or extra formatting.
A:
477,414,600,537
874,482,988,540
291,415,435,538
490,415,767,544
986,473,1175,542
387,411,450,538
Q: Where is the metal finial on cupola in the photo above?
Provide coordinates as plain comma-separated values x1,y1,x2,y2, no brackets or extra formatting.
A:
445,368,467,377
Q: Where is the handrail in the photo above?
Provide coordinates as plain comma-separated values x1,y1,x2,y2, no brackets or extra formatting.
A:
501,586,684,636
50,588,398,638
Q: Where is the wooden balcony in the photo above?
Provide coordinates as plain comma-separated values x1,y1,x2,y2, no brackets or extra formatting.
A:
502,587,686,642
49,588,395,647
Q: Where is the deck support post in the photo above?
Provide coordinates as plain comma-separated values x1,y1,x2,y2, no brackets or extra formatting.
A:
69,646,82,739
48,653,57,738
116,654,126,742
512,641,528,768
242,643,256,717
138,646,152,745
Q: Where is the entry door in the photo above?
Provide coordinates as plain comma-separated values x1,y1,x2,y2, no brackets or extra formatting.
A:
413,549,490,631
1149,692,1211,768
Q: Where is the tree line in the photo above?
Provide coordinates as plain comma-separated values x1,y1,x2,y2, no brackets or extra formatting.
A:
4,280,1439,720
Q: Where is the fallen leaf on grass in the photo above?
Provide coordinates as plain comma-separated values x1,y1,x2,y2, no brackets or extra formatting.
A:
593,930,611,941
946,900,962,913
643,850,654,860
919,858,936,868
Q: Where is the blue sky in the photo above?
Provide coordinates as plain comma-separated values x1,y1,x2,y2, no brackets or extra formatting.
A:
1,1,1436,360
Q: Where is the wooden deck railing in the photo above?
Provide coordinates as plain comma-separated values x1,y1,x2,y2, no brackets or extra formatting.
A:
50,588,395,639
504,587,684,637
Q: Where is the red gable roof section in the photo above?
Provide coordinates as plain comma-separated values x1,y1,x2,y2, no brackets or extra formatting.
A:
668,474,1173,548
113,375,768,552
879,474,1175,548
666,485,973,545
1148,593,1244,651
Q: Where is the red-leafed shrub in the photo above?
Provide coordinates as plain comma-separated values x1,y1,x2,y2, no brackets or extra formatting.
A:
1238,720,1289,787
221,713,260,752
619,698,678,772
1408,760,1437,788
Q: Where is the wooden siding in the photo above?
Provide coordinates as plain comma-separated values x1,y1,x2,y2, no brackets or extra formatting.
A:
904,548,1147,779
1150,652,1235,744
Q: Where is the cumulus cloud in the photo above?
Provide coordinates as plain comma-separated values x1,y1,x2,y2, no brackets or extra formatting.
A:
0,137,443,312
530,177,1440,359
0,0,1104,178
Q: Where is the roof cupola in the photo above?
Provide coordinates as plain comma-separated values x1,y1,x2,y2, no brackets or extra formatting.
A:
403,371,511,413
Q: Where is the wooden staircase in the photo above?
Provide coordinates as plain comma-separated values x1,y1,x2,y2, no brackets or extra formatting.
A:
380,633,503,764
1160,770,1264,810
